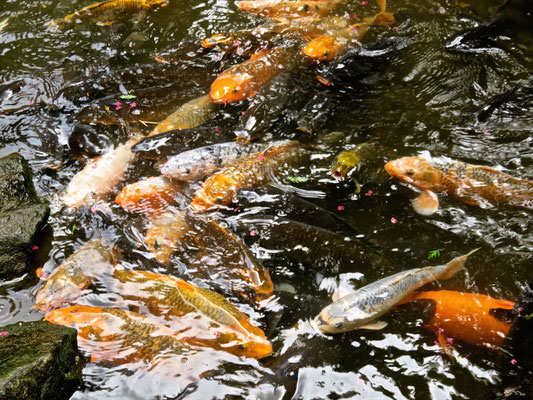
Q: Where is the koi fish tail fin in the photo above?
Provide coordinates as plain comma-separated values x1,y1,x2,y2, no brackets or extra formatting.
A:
372,11,395,26
438,248,479,280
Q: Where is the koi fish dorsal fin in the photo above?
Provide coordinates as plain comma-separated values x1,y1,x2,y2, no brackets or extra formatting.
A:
438,248,479,280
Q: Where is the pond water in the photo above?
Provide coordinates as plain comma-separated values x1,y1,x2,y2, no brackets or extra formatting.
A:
0,0,532,398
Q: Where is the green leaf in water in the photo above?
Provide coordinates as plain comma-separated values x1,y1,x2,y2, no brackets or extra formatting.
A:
288,176,309,183
524,313,533,320
71,224,77,232
119,94,136,100
428,249,440,260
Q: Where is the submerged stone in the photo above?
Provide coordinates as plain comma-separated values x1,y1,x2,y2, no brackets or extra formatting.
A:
0,320,84,400
0,153,49,280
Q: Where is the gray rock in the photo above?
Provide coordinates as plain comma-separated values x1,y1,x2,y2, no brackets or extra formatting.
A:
0,320,84,400
0,154,49,280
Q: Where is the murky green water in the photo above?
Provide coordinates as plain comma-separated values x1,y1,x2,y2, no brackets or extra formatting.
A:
0,0,532,398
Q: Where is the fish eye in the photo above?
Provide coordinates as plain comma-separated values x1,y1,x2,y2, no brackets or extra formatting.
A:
239,344,247,349
335,322,343,329
214,197,223,204
406,169,415,176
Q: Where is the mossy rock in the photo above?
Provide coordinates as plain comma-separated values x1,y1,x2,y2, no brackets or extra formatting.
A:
0,154,50,280
0,320,84,400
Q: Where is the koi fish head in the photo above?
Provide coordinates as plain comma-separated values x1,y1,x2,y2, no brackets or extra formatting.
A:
191,175,236,212
34,272,91,312
331,151,360,180
384,157,442,192
45,305,107,331
210,76,252,104
303,35,340,62
202,33,234,49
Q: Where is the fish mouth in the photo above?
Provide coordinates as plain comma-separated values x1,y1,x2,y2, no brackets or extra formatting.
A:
331,170,343,180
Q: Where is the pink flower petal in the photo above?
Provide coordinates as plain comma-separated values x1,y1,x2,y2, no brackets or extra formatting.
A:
433,340,440,346
257,155,264,161
233,41,240,46
233,207,240,212
446,337,454,344
129,102,136,108
215,55,221,61
249,229,257,237
337,205,345,211
437,328,444,334
364,190,373,197
0,332,8,336
215,128,221,134
482,129,488,134
32,245,39,251
511,359,518,365
30,100,34,106
390,217,398,224
39,271,49,279
361,1,368,4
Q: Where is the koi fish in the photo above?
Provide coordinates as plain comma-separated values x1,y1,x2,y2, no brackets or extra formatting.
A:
45,306,192,363
384,156,533,210
45,0,168,31
115,176,184,216
34,240,116,312
314,249,478,334
111,269,272,358
161,142,266,181
132,126,233,160
191,140,307,212
150,94,220,135
402,290,515,350
144,210,190,265
236,0,346,20
63,137,139,209
186,216,274,305
209,48,293,104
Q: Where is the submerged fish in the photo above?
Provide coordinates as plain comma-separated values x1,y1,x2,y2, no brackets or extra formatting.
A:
384,156,533,209
132,126,233,160
115,176,184,216
187,216,274,305
209,48,294,104
144,210,190,266
191,140,307,212
402,290,515,350
302,9,394,62
150,96,213,134
314,249,478,334
45,0,168,31
236,0,346,20
45,305,191,363
34,240,115,312
150,94,220,135
161,142,266,181
63,137,139,209
111,269,272,358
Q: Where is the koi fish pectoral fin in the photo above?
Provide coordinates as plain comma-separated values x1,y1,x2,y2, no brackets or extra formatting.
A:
437,332,455,360
411,190,439,216
359,320,388,330
351,178,361,194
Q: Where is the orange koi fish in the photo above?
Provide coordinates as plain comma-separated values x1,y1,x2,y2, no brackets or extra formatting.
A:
34,240,116,312
402,290,515,350
209,48,293,104
115,176,183,216
111,269,272,358
303,6,394,61
143,210,191,265
236,0,346,20
384,156,533,210
45,0,168,31
45,306,192,363
187,216,275,305
191,140,307,212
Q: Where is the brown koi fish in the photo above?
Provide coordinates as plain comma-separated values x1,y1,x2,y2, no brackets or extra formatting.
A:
45,0,168,31
236,0,346,20
385,156,533,211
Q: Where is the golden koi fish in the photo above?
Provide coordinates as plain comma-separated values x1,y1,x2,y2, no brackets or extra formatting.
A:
144,210,191,265
209,48,293,104
34,240,116,312
45,305,192,363
45,0,168,31
150,94,220,135
384,156,533,210
236,0,346,20
191,140,307,212
111,269,272,358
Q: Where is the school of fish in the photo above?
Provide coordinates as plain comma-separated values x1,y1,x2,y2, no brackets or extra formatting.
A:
28,0,532,395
